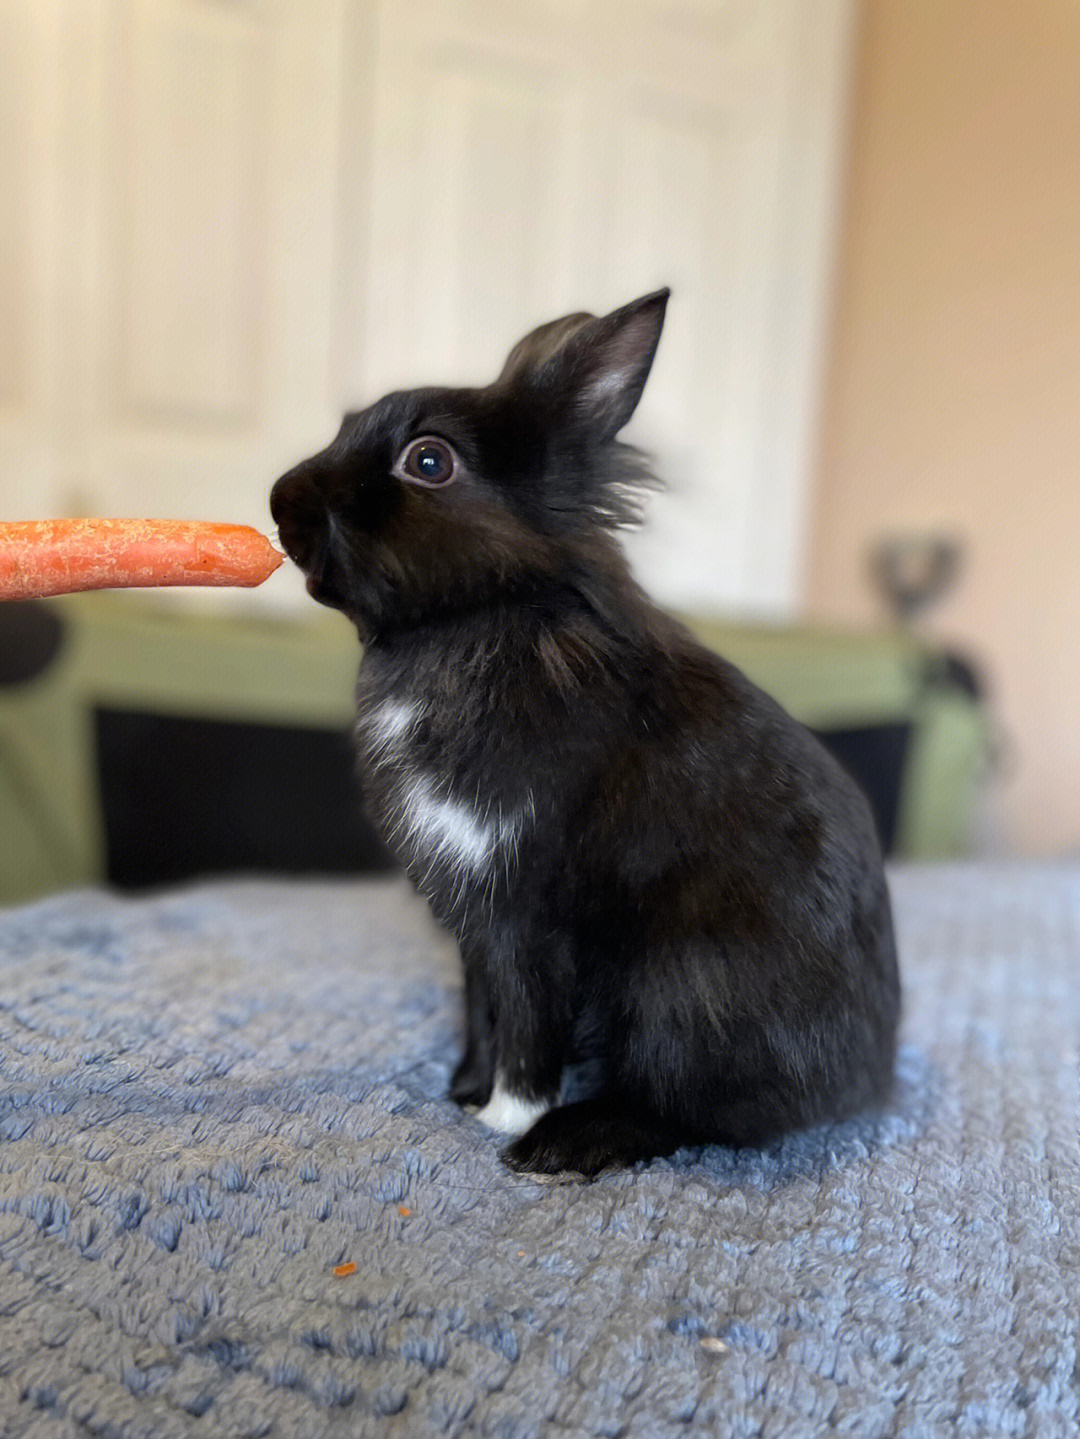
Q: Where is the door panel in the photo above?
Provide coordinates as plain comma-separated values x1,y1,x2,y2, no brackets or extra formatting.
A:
0,0,66,519
88,0,345,562
108,0,267,426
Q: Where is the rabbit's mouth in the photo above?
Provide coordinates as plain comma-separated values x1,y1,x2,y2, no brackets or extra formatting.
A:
271,469,353,613
303,512,360,613
272,508,352,614
287,523,349,612
305,564,349,611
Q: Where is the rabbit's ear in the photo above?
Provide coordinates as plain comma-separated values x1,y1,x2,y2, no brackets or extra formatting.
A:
570,289,669,441
499,290,669,443
496,311,596,388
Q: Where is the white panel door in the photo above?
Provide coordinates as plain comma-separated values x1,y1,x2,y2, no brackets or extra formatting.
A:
1,0,356,615
345,0,856,617
85,1,345,560
2,1,853,619
0,1,67,519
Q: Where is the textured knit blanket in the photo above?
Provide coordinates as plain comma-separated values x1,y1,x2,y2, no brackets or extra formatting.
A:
1,866,1078,1438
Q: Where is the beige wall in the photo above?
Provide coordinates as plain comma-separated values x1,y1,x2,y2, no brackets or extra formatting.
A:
808,0,1080,856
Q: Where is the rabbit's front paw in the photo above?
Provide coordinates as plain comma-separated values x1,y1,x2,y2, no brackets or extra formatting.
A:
504,1098,677,1177
504,1103,617,1178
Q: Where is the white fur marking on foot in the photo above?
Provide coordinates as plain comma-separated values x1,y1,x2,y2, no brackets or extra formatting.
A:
475,1078,551,1135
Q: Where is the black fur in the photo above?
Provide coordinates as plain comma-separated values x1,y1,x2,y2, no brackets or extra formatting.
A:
270,290,901,1178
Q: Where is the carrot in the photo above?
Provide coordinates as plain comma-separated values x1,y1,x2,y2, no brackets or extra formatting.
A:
333,1262,357,1277
0,519,283,601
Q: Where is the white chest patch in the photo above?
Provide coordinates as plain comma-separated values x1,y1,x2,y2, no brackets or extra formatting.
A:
398,774,526,875
360,699,421,760
360,699,534,879
474,1078,552,1135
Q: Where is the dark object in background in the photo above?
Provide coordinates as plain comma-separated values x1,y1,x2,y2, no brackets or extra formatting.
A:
93,710,918,887
813,652,983,854
813,722,911,855
871,532,961,624
0,601,65,685
94,708,395,889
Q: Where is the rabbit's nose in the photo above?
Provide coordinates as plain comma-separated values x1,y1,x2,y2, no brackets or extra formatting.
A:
270,461,318,525
270,461,329,568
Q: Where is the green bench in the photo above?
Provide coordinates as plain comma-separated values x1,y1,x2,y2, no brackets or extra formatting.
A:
0,595,990,905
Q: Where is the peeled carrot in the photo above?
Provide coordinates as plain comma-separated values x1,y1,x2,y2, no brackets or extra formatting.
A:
0,519,283,601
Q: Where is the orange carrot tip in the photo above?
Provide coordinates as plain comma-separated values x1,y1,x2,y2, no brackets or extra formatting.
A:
0,519,284,601
333,1262,357,1277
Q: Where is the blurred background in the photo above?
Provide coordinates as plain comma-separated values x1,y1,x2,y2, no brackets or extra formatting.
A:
2,0,1078,901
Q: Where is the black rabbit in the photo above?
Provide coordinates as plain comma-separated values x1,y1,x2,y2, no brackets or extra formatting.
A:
270,290,900,1177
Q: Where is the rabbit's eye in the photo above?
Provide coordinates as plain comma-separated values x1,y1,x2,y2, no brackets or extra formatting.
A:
395,437,457,487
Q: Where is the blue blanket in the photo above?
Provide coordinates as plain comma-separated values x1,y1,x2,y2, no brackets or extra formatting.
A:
1,866,1078,1436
